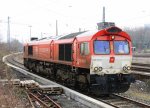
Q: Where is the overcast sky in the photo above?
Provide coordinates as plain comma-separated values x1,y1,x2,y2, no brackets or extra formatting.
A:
0,0,150,42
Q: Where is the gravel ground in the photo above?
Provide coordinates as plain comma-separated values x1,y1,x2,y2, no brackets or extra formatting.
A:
119,80,150,105
0,51,30,108
51,94,89,108
0,66,30,107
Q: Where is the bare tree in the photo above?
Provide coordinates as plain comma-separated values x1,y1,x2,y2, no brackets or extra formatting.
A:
0,33,2,43
9,38,23,52
124,27,150,52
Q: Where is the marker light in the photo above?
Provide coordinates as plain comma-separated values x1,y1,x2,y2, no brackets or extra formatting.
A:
127,66,131,70
111,35,115,40
109,57,115,63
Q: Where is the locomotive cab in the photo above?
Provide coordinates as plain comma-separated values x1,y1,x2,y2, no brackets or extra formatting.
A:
90,27,134,94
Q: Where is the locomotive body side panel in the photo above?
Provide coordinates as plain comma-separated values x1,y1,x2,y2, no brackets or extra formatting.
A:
25,41,42,60
52,38,74,65
38,43,50,61
32,45,38,59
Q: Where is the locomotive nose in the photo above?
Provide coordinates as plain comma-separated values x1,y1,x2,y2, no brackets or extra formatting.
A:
90,55,132,75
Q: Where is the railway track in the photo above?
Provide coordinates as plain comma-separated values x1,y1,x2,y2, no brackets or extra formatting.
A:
133,53,150,58
27,88,62,108
96,94,150,108
132,63,150,73
132,54,150,73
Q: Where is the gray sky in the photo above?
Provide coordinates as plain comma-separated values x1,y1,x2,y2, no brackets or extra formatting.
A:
0,0,150,42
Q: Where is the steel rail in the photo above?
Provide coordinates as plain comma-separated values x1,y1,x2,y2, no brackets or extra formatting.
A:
25,91,35,108
113,94,150,108
28,91,50,108
95,94,150,108
37,92,62,108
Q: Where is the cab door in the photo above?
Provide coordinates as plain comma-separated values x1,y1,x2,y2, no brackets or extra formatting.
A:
76,42,90,68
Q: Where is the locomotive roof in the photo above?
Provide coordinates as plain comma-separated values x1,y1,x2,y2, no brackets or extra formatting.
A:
76,30,98,37
26,26,131,45
58,31,87,40
57,30,100,40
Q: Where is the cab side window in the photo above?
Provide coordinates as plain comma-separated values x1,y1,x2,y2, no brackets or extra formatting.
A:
80,42,89,55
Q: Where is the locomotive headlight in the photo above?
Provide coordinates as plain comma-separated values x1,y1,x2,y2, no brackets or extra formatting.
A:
94,67,103,72
94,67,98,72
127,66,131,70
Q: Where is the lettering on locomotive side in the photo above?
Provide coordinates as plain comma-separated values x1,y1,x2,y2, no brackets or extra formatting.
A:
92,59,102,61
39,48,49,52
77,59,87,64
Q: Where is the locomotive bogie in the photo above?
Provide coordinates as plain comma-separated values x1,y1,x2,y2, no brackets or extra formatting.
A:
90,74,132,94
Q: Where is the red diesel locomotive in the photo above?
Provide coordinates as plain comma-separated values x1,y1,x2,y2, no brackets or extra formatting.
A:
24,26,134,94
